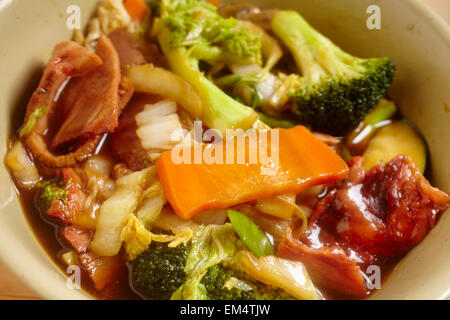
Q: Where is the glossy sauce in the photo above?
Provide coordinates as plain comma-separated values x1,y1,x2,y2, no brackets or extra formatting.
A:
14,175,403,300
6,133,428,300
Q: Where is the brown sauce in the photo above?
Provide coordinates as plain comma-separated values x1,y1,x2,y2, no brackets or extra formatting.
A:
15,178,140,300
4,86,435,300
12,166,406,300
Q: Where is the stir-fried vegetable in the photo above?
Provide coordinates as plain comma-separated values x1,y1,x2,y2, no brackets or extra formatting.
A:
128,64,204,119
363,120,427,172
256,112,297,129
4,141,41,189
9,0,450,302
215,21,286,110
133,223,316,300
271,10,395,135
154,0,261,132
239,21,282,72
156,125,349,220
255,193,308,234
124,0,148,21
136,180,167,226
228,210,273,257
19,104,47,138
90,167,155,256
83,156,116,228
153,207,199,234
97,0,132,34
171,224,239,299
121,215,153,260
135,100,186,160
133,237,190,299
61,251,77,266
37,180,69,212
236,251,319,300
121,214,193,260
346,99,397,154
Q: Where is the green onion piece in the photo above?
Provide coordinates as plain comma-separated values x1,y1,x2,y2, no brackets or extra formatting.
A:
257,112,297,129
227,210,273,257
345,99,397,154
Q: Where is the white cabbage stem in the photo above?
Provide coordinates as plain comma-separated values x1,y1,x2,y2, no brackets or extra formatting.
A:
5,141,41,189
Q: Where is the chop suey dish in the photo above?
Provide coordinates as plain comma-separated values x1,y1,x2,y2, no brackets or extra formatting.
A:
5,0,450,300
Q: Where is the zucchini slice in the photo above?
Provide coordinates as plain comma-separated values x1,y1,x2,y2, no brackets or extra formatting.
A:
363,121,427,173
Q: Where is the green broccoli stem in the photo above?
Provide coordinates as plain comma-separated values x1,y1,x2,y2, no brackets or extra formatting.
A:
271,10,360,84
159,29,258,132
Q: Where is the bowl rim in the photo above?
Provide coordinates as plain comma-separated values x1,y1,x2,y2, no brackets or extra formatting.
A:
0,0,449,300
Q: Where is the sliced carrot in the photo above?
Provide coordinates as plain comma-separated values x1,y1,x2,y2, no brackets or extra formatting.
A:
206,0,221,6
124,0,148,21
156,126,349,220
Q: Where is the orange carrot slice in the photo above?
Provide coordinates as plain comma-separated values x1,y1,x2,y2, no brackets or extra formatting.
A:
124,0,148,21
156,126,349,220
206,0,221,6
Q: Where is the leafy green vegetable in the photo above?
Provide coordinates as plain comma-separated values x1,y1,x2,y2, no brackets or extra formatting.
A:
172,223,239,299
154,0,261,132
132,224,291,300
271,10,395,135
162,0,261,62
227,210,273,257
19,103,47,138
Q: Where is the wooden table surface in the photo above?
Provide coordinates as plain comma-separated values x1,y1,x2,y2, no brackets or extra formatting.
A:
0,0,448,301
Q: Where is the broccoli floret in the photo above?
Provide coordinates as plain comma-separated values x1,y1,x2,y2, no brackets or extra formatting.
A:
131,225,293,300
37,180,69,212
271,10,395,135
132,241,189,299
201,264,255,300
201,263,293,300
155,0,261,132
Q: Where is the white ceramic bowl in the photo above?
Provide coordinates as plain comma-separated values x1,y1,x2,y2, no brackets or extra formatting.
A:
0,0,449,299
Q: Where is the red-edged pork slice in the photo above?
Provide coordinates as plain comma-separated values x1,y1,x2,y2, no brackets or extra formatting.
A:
52,33,123,149
78,252,122,293
111,93,160,170
118,76,135,111
60,225,92,253
108,28,147,74
278,228,367,297
22,41,103,167
278,155,450,297
60,225,123,294
311,156,450,258
47,168,86,224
